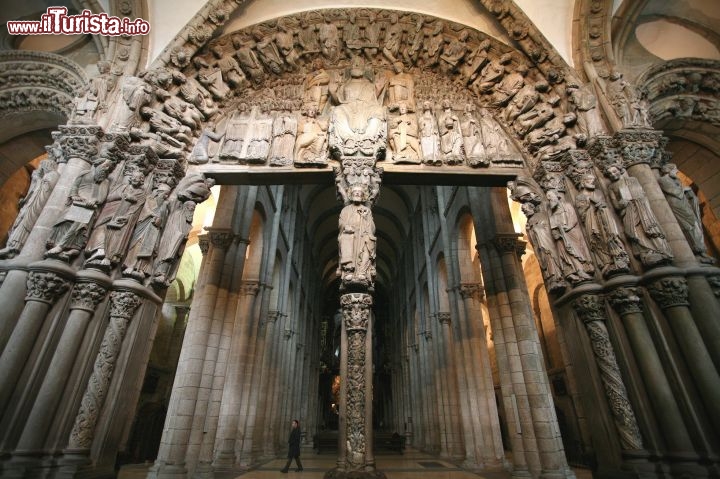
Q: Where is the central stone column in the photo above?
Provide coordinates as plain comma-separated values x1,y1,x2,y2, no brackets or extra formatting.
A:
325,56,387,479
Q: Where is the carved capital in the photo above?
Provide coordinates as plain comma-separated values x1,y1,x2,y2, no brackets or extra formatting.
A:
607,287,643,316
198,234,210,256
616,129,662,169
57,125,103,163
109,290,143,320
70,281,108,312
437,312,451,325
707,274,720,298
494,234,526,256
458,282,484,301
647,277,690,309
209,230,234,249
340,293,373,332
26,270,70,304
239,280,260,296
572,294,606,323
266,310,281,324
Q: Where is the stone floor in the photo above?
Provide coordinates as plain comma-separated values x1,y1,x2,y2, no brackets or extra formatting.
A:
119,450,594,479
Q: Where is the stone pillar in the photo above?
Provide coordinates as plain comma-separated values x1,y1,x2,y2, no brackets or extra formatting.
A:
437,312,464,460
0,261,73,416
60,285,144,465
570,294,644,453
646,276,720,433
606,286,705,474
13,270,110,453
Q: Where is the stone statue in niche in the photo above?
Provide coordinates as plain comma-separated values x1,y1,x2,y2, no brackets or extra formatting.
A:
123,184,171,280
604,163,673,267
437,99,465,165
189,124,225,164
0,158,60,259
385,62,415,113
403,18,424,66
473,53,512,94
246,105,273,164
194,56,230,100
423,21,445,68
461,39,491,86
522,200,566,293
419,101,441,165
546,189,595,284
233,34,266,86
219,103,251,162
574,172,630,276
566,82,605,137
294,106,329,167
253,28,284,75
388,102,421,164
85,170,147,267
658,163,714,263
460,104,488,167
491,63,527,107
302,58,330,114
109,76,152,133
329,57,387,159
269,101,298,167
382,13,403,64
319,16,341,62
46,160,115,261
152,175,214,286
338,185,376,286
440,30,469,74
210,43,248,90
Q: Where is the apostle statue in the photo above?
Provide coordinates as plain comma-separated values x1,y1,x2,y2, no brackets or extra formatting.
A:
123,184,171,279
546,189,595,284
338,185,376,287
522,201,566,293
419,101,441,165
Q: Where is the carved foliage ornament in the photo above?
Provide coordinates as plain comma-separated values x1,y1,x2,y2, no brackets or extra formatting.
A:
25,270,70,304
607,287,643,316
70,281,109,312
647,277,690,309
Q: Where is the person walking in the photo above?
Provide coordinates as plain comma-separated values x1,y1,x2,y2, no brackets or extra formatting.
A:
281,419,303,473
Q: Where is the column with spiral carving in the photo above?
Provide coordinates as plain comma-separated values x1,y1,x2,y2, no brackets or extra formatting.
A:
606,287,702,471
15,269,111,452
63,288,143,460
571,294,644,452
0,261,73,416
646,277,720,432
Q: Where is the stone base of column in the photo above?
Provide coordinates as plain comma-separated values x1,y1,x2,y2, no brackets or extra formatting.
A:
146,461,189,479
323,468,387,479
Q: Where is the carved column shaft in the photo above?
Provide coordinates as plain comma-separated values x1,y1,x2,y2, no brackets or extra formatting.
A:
0,264,72,418
16,271,110,452
647,277,720,433
66,289,143,451
606,287,695,456
571,294,644,451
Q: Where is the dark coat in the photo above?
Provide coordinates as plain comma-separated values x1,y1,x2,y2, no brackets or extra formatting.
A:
287,427,301,458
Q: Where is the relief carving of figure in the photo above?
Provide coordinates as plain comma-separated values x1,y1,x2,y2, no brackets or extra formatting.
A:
343,13,363,59
574,173,630,276
546,189,595,284
566,82,605,137
219,103,251,162
403,19,424,66
481,114,509,160
658,163,714,262
123,184,171,279
85,170,147,267
0,158,59,259
253,28,285,75
522,201,566,293
605,71,632,128
473,53,512,94
438,99,465,165
504,79,543,123
298,16,320,56
491,63,527,107
194,56,230,100
604,164,673,267
329,57,387,159
419,101,441,165
269,102,298,166
338,186,376,286
363,12,380,60
109,75,152,133
210,43,248,89
461,39,490,85
246,106,273,164
389,102,421,164
189,124,225,164
385,61,415,112
71,60,113,124
302,58,330,114
319,16,341,62
294,106,329,166
233,35,266,85
423,21,445,68
382,13,404,64
275,20,299,70
141,106,192,145
460,103,488,167
46,160,114,261
439,30,469,74
152,200,196,286
514,101,555,137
